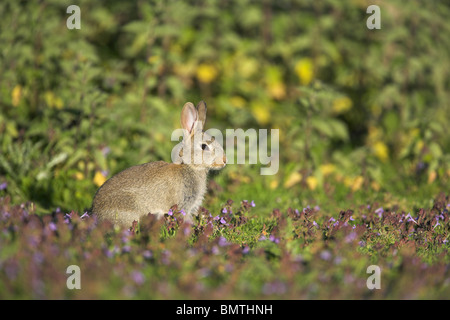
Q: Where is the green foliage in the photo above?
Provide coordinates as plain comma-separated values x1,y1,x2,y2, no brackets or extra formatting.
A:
1,0,449,212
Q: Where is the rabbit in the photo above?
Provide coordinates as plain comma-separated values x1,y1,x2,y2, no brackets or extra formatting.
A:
91,101,227,227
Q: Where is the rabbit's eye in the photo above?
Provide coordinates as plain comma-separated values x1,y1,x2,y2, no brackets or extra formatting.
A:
201,143,210,151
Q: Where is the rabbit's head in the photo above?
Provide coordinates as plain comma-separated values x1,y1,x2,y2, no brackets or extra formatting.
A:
172,101,227,171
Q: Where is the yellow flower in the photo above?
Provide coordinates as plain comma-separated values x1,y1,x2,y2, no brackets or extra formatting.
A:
344,176,353,188
12,85,22,107
270,179,279,190
367,125,382,143
332,96,353,114
371,181,380,191
228,170,250,183
74,172,85,180
284,171,302,188
265,66,286,100
428,170,436,184
44,91,63,109
295,58,314,85
147,55,159,64
196,63,218,84
351,175,364,192
268,82,286,100
237,57,258,78
230,96,246,109
93,171,107,187
372,141,389,162
320,163,336,177
251,102,270,125
306,176,318,190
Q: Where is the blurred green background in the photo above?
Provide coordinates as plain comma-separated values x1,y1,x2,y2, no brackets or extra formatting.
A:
0,0,449,215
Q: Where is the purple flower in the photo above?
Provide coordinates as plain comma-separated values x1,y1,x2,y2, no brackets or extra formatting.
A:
314,205,320,211
142,250,153,259
242,246,250,254
250,200,255,207
64,213,72,224
104,245,119,258
220,217,227,224
222,208,228,214
0,182,7,190
433,222,441,230
329,217,336,222
269,235,280,244
312,221,319,228
320,250,332,261
80,211,89,219
345,232,358,243
218,236,229,247
405,213,418,224
211,245,219,255
349,216,354,221
375,207,383,218
131,271,145,285
180,209,186,216
167,209,173,216
48,222,57,231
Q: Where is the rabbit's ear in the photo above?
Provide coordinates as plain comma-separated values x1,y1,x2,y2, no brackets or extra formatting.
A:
181,102,198,134
196,100,207,128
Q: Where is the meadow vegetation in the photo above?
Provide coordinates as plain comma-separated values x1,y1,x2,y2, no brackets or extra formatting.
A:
0,0,449,299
